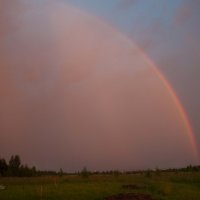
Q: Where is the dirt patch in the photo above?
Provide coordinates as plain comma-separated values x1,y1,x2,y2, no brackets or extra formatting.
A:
104,193,154,200
122,184,145,190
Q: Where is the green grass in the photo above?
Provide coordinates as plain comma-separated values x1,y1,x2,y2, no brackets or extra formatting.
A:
0,172,200,199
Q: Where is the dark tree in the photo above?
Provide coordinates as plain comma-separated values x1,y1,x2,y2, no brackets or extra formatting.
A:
9,155,21,176
58,168,64,177
80,167,90,178
0,158,8,176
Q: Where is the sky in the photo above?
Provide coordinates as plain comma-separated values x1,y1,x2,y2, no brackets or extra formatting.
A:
0,0,200,172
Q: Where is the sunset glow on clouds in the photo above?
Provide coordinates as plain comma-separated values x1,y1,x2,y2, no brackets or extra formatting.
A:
0,0,200,171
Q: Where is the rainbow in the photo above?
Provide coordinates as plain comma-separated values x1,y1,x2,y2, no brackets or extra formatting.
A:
96,15,199,163
58,2,200,163
139,51,200,162
125,40,199,163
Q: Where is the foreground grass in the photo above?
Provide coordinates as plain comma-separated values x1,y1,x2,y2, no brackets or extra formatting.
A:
0,172,200,200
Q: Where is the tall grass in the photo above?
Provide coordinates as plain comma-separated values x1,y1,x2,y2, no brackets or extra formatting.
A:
0,172,200,200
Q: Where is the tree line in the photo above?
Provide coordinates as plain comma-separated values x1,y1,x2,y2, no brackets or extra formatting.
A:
0,155,37,177
0,155,65,177
1,155,200,177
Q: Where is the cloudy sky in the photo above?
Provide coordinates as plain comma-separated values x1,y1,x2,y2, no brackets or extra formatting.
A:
0,0,200,172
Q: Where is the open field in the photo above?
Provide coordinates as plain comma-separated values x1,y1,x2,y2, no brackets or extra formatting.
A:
0,172,200,200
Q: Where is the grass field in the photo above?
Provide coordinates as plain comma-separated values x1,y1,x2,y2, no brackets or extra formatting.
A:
0,171,200,200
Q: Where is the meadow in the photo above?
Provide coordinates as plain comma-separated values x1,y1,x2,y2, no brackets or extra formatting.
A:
0,171,200,200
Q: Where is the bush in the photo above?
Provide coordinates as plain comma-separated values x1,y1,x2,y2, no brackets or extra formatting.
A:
80,167,90,178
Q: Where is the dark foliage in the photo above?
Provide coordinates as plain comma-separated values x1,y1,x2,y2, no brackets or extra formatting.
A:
9,155,21,176
80,167,90,178
0,155,38,177
0,158,8,176
1,154,200,177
